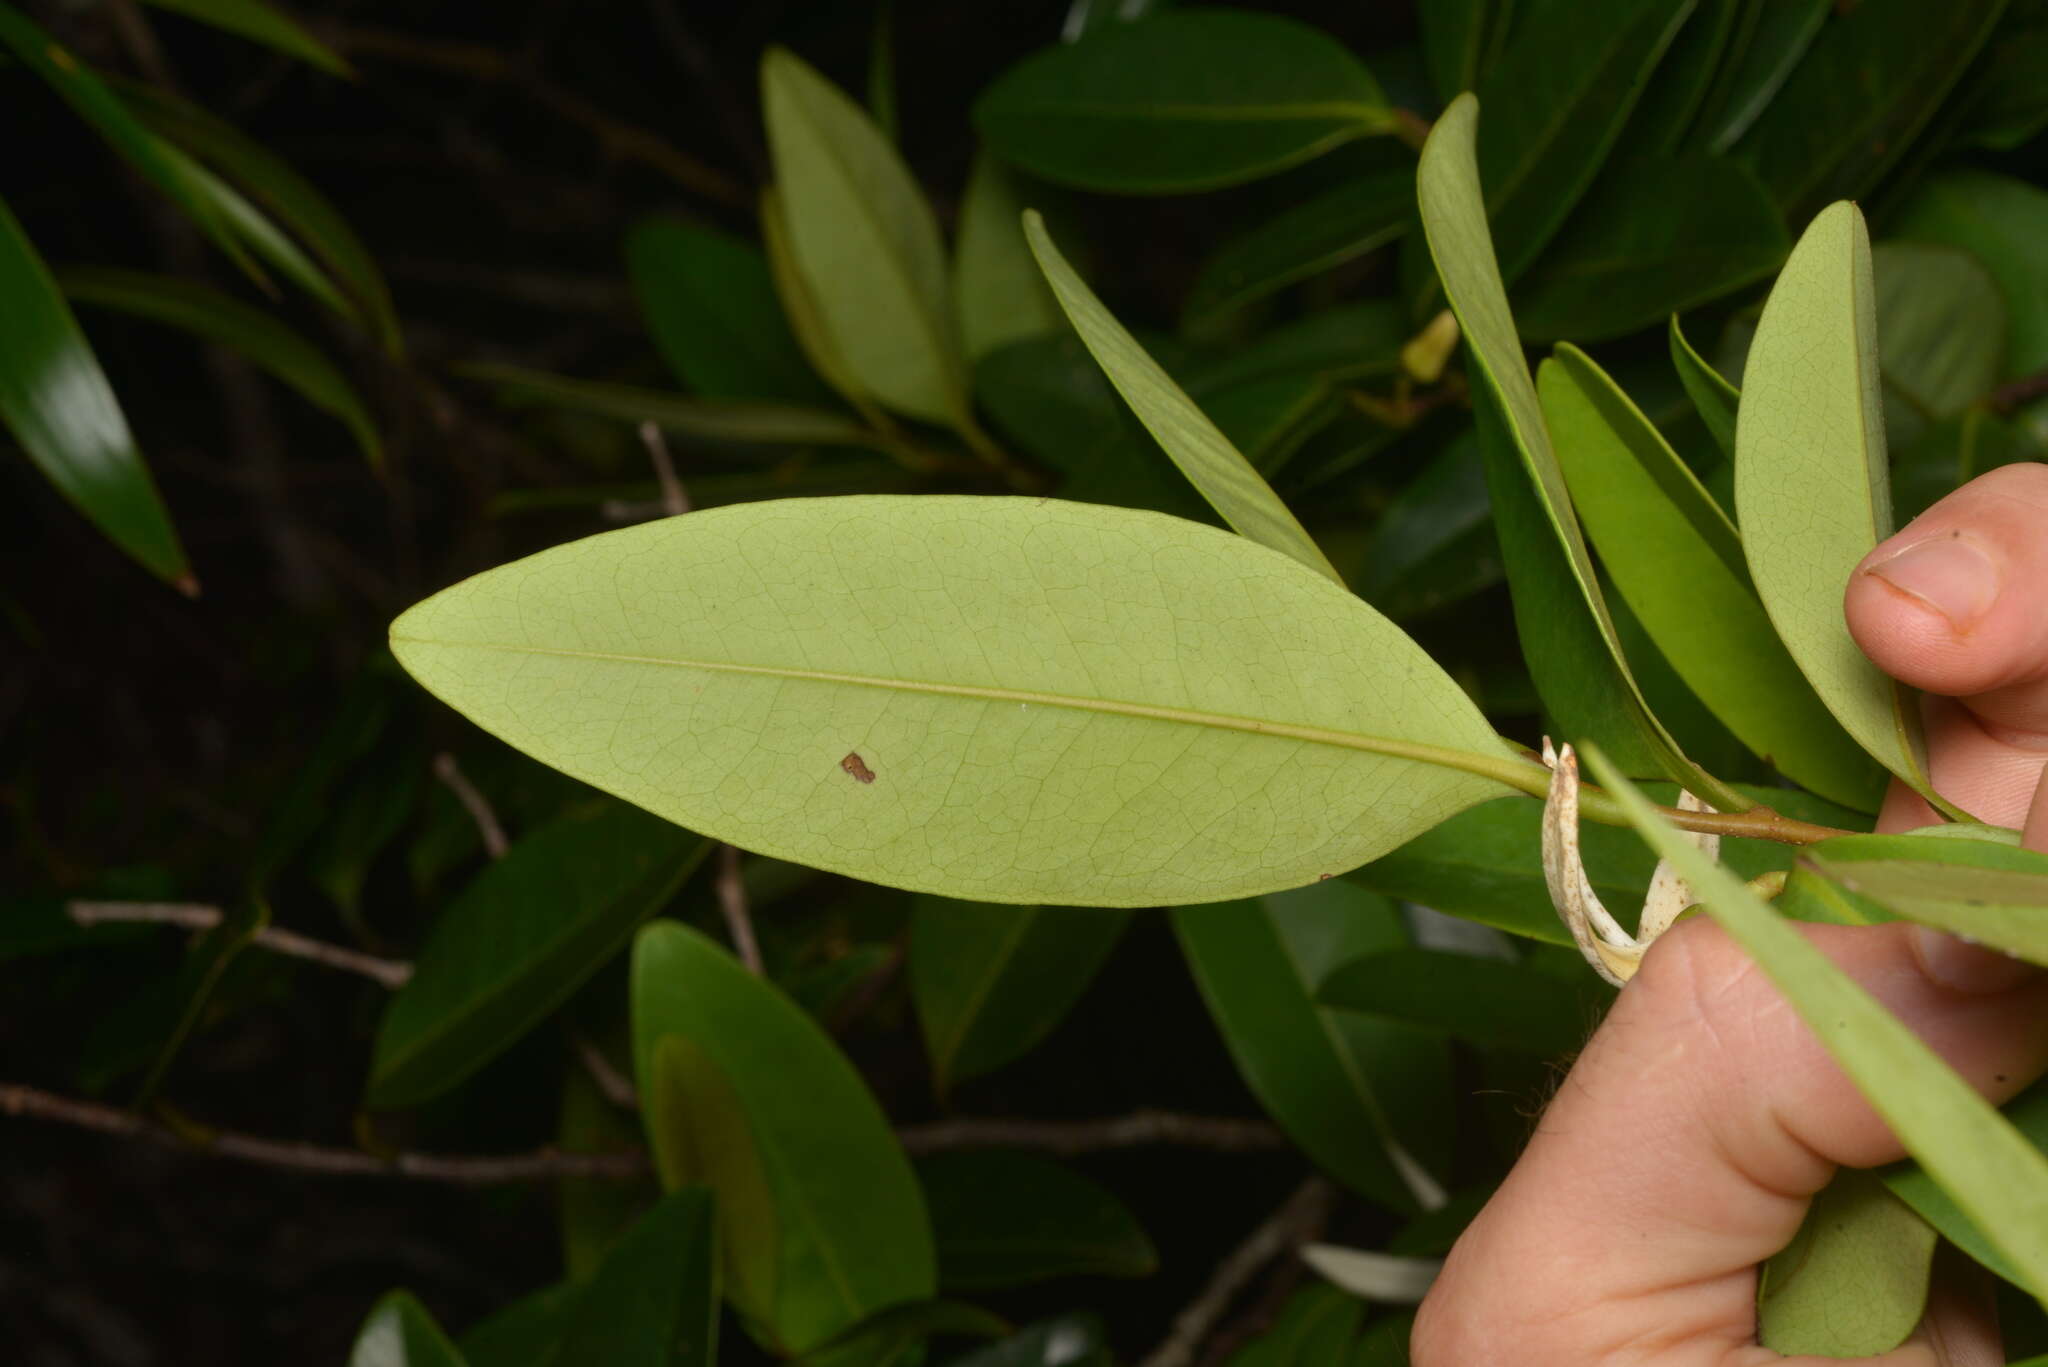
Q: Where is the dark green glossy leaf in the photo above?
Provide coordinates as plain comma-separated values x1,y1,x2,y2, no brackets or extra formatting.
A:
632,922,934,1354
368,802,709,1109
1062,0,1171,42
559,1062,658,1282
799,1300,1008,1367
115,78,400,354
910,899,1128,1095
1355,432,1502,624
1419,0,1494,106
1610,0,1744,158
139,0,349,75
1688,0,1827,153
134,895,268,1103
1541,344,1883,809
1183,170,1412,329
1893,409,2040,523
547,1189,718,1367
954,154,1063,363
1181,302,1407,393
941,1315,1109,1367
349,1290,468,1367
1174,881,1452,1211
0,198,189,587
1512,155,1786,343
974,10,1393,193
1730,0,2007,223
157,136,356,320
304,741,424,914
455,362,878,450
1472,0,1696,283
1872,242,2006,420
1757,1169,1934,1356
1890,170,2048,391
1228,1284,1363,1367
1669,313,1739,458
458,1284,578,1367
1201,372,1343,477
627,219,836,405
1954,0,2048,149
61,266,383,469
1348,1315,1413,1366
920,1151,1157,1291
1319,947,1603,1058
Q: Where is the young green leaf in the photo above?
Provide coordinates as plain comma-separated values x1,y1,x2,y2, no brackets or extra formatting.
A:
1688,0,1828,153
1581,743,2048,1303
367,802,710,1109
349,1290,469,1367
389,496,1524,907
546,1189,719,1367
1756,1169,1936,1356
1417,93,1740,808
910,899,1128,1096
1669,313,1740,459
1734,201,1954,814
1182,170,1412,332
627,218,837,405
1729,0,2007,222
139,0,350,76
919,1151,1157,1291
1175,881,1453,1211
1318,947,1605,1059
0,199,190,588
62,267,383,469
954,154,1063,363
1872,242,2007,421
1470,0,1696,283
454,362,878,450
761,47,969,429
1540,344,1884,810
974,10,1393,194
632,923,933,1354
1024,214,1343,583
1511,154,1786,343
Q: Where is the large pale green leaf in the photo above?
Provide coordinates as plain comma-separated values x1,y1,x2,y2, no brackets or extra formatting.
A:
1756,1168,1935,1356
762,48,968,428
1872,242,2006,421
139,0,349,75
1540,344,1883,810
632,923,933,1353
1511,154,1786,343
455,362,878,450
1582,744,2048,1304
973,11,1393,194
1319,947,1604,1058
919,1151,1156,1290
61,266,383,469
1734,201,1951,814
1471,0,1697,283
1669,313,1739,459
1729,0,2008,223
0,198,189,588
1175,881,1454,1211
1182,170,1412,331
954,155,1063,364
910,899,1128,1095
367,801,710,1109
627,218,836,405
1688,0,1827,153
390,496,1522,906
1025,214,1342,583
546,1189,719,1367
1418,94,1737,806
349,1291,468,1367
1803,833,2048,964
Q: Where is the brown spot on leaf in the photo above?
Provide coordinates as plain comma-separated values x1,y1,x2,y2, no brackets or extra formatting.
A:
840,752,876,784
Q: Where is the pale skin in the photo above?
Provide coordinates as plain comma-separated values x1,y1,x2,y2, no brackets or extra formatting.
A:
1412,463,2048,1366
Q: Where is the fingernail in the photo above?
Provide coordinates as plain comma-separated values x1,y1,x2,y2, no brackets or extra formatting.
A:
1912,926,2040,994
1866,534,2000,631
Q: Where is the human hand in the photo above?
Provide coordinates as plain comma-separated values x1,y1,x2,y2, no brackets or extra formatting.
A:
1411,463,2048,1366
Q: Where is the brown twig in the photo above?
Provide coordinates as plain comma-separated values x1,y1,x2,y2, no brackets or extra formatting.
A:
0,1085,646,1184
714,844,763,974
897,1110,1286,1158
433,752,509,859
639,421,690,516
319,24,749,209
1139,1179,1338,1367
571,1032,641,1110
67,903,413,990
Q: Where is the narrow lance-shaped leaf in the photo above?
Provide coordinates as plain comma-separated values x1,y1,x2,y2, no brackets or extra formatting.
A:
453,362,880,450
1417,93,1742,808
1582,743,2048,1303
1540,344,1883,810
1688,0,1828,153
0,198,190,588
389,496,1525,907
1734,201,1957,816
61,267,383,469
155,140,358,322
974,10,1393,194
1182,169,1412,332
139,0,350,76
1025,213,1343,584
1669,313,1739,459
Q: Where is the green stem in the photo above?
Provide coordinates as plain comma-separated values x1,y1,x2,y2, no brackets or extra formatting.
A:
1475,749,1855,846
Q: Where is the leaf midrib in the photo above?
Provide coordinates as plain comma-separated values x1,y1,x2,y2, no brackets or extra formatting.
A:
390,635,1526,789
